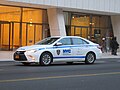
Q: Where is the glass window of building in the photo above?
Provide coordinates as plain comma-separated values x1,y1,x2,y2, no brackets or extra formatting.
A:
0,5,49,51
0,6,21,22
0,6,21,51
22,8,47,46
64,12,113,52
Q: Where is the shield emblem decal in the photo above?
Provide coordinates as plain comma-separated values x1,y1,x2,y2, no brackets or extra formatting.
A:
56,50,60,55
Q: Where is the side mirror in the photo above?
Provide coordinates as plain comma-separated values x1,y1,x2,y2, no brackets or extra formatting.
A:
55,42,62,46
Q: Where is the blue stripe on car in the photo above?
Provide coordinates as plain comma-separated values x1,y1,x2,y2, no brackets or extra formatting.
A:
53,56,85,59
39,48,45,50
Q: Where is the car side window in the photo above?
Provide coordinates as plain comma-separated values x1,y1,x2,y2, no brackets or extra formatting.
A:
72,38,89,45
58,38,71,45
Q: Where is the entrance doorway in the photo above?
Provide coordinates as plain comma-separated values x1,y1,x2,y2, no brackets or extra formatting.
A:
69,26,90,39
0,5,49,51
0,21,11,50
73,26,89,38
25,23,45,46
0,21,49,51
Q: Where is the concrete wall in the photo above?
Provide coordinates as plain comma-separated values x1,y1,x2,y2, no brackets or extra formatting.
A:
7,0,120,14
47,8,66,36
111,16,120,51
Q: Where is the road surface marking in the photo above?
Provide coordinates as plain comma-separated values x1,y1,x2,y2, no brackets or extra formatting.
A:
0,72,120,83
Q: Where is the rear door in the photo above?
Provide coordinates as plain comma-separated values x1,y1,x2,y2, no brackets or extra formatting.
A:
71,37,89,60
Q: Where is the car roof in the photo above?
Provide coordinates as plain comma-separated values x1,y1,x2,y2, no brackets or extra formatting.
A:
51,36,88,41
50,36,89,41
50,36,81,38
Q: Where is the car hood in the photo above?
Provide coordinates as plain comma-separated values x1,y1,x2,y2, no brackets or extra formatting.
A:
17,45,52,51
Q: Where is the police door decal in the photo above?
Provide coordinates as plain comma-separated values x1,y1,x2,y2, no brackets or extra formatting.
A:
63,49,71,55
56,50,60,55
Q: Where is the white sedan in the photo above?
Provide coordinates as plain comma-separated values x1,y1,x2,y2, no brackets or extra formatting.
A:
14,36,102,65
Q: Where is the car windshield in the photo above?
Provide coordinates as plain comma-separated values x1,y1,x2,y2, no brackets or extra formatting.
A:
35,37,59,45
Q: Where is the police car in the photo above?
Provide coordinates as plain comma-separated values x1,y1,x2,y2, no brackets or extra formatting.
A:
14,36,102,65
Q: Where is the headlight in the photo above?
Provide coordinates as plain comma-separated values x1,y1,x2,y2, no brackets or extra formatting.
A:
26,49,37,53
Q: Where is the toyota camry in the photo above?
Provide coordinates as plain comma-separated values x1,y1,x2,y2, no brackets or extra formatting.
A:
14,36,102,65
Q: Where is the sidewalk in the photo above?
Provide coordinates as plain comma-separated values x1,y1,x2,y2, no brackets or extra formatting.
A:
101,52,120,59
0,51,120,61
0,51,14,61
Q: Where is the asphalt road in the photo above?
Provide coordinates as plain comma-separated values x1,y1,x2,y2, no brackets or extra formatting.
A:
0,58,120,90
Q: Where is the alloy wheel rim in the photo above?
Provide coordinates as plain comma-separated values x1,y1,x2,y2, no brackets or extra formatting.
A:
87,54,94,63
42,54,51,65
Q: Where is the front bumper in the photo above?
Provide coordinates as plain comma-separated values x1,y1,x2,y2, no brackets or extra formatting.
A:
14,50,41,63
14,51,27,61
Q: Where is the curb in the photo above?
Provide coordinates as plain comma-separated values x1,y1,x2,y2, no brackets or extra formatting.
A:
0,59,14,62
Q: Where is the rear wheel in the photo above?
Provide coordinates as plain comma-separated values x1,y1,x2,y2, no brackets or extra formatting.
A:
40,52,52,66
85,53,95,64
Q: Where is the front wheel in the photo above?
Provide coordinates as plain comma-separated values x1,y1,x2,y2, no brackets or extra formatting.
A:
85,53,95,64
40,52,52,66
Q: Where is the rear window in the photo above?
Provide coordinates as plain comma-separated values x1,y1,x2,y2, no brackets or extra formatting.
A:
72,38,89,45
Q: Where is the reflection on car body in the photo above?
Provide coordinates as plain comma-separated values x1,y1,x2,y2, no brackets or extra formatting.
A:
14,36,102,66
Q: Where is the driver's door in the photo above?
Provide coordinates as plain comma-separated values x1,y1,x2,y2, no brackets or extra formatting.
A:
53,38,72,62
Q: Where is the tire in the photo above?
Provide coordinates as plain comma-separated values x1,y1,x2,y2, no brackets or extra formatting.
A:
22,62,31,65
85,52,95,64
40,52,52,66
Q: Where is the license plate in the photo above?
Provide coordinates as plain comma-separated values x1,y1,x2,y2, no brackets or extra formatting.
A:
15,55,19,59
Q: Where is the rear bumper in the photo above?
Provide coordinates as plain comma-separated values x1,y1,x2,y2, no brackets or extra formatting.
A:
96,51,102,59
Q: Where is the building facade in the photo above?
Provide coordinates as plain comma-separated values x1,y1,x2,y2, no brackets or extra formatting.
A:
0,0,120,51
